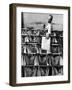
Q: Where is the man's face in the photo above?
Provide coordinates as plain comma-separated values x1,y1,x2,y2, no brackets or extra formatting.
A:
48,15,51,20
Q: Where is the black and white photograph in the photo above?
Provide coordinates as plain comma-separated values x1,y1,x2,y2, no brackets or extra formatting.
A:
21,12,63,77
9,3,70,86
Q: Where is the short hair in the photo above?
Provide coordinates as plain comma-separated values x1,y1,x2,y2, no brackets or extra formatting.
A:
48,15,53,23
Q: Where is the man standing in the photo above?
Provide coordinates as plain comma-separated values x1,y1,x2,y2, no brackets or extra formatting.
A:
41,15,53,53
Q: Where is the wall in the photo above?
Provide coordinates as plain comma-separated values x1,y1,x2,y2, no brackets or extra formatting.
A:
0,0,72,90
23,13,63,30
23,13,63,25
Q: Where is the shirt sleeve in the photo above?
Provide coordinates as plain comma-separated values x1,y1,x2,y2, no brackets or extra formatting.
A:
45,23,51,34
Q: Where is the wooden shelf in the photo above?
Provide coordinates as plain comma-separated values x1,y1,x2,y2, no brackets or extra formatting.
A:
51,53,62,55
21,42,63,46
21,34,39,36
21,42,41,45
21,28,46,31
21,65,63,67
22,53,50,55
22,53,62,56
21,34,63,38
51,44,60,46
21,28,63,32
51,30,63,32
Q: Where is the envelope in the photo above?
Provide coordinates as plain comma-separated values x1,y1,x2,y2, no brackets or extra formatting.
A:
41,37,50,51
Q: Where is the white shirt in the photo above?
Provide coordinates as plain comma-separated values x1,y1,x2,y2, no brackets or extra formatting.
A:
45,23,51,34
41,23,51,52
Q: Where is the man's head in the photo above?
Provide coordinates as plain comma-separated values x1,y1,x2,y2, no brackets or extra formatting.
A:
48,15,53,23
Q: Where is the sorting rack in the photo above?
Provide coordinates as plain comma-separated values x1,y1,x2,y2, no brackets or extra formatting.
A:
21,28,63,77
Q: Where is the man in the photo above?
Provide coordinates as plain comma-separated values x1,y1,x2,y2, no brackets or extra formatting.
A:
41,15,53,53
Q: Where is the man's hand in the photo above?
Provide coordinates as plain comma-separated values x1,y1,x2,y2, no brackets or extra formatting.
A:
46,33,50,39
